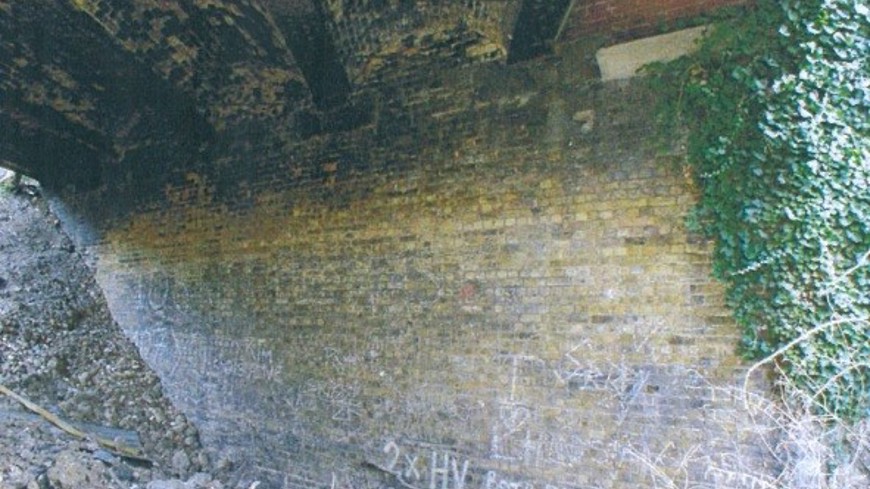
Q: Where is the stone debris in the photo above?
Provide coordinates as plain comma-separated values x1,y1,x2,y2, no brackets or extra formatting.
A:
0,190,241,488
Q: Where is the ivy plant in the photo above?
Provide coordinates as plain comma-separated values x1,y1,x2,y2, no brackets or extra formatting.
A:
647,0,870,418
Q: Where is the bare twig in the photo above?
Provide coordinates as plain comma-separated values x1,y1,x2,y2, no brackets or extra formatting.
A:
742,315,869,410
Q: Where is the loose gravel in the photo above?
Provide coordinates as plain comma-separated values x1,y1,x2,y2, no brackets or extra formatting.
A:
0,182,237,488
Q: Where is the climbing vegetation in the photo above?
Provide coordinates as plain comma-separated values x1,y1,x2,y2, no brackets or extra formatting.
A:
646,0,870,419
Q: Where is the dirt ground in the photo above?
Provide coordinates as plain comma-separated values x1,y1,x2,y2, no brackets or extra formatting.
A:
0,176,243,488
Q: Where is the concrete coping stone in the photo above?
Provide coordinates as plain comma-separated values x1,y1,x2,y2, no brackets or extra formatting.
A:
595,25,709,81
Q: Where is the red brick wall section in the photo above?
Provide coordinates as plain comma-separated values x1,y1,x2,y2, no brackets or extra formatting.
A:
561,0,747,43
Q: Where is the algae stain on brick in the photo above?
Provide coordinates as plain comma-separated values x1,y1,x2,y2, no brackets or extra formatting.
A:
6,0,766,485
98,139,746,487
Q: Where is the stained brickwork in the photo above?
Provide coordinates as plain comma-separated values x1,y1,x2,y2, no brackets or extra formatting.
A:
0,1,211,190
0,0,309,192
561,0,746,43
2,1,771,487
1,0,747,191
64,0,310,127
319,1,518,86
67,48,769,487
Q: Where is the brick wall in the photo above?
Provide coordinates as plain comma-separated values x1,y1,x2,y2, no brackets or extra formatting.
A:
561,0,747,43
60,40,769,489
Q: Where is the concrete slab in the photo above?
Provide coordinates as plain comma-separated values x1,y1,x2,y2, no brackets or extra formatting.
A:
596,25,708,81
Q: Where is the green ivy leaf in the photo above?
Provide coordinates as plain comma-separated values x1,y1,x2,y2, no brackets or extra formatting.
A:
647,0,870,419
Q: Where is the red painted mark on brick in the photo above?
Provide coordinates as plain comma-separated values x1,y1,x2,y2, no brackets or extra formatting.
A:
458,282,477,301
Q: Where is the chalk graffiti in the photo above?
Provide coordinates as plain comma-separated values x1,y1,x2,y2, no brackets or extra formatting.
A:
553,342,652,404
552,342,609,390
283,379,363,425
490,401,533,463
489,354,591,468
378,441,470,489
254,465,358,489
164,331,283,383
375,441,566,489
482,471,534,489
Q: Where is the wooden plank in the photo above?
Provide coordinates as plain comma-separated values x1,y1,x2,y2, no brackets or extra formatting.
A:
0,404,142,450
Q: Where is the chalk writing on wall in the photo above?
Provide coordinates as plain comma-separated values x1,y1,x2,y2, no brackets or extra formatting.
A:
254,465,360,489
482,470,565,489
372,440,567,489
131,329,283,383
376,440,471,489
286,379,364,424
488,353,593,468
